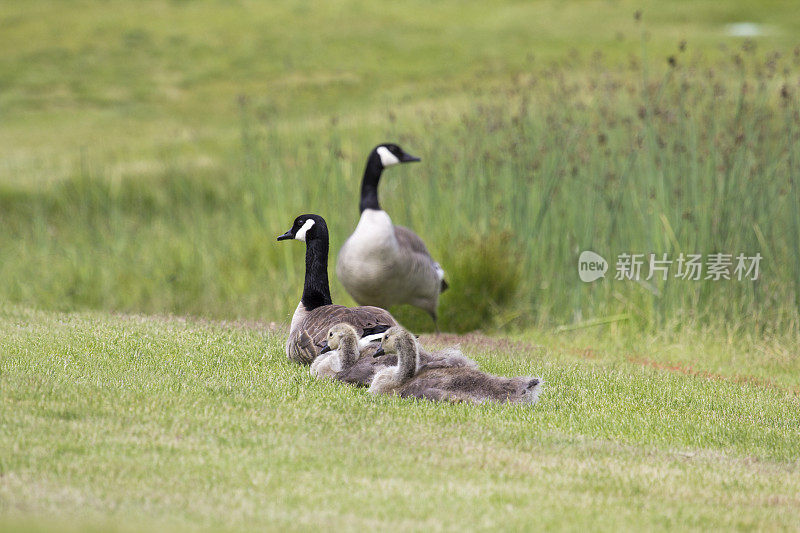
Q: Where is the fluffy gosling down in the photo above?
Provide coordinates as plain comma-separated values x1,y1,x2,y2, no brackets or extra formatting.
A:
370,327,543,405
310,323,383,379
310,323,478,387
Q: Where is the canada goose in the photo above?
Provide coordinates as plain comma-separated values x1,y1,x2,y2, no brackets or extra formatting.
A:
277,214,398,365
313,323,479,386
369,327,542,405
336,143,448,330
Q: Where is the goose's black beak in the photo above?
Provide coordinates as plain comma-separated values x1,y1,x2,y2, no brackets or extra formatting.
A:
400,152,421,163
373,346,385,358
319,343,332,354
277,230,293,241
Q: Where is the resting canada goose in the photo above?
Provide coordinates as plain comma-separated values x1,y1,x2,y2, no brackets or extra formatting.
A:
312,323,479,386
277,214,397,365
369,327,542,405
336,143,448,329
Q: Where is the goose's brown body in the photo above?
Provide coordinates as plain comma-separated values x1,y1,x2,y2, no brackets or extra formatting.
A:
287,302,396,365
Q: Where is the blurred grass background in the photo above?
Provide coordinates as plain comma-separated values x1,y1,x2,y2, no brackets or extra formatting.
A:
2,0,800,334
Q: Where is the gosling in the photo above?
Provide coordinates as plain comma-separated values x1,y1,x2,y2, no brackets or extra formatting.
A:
313,323,478,387
310,323,378,379
369,327,542,405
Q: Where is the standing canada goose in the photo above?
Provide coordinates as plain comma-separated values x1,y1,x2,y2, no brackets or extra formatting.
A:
312,323,478,387
277,214,397,365
369,327,543,405
336,143,448,330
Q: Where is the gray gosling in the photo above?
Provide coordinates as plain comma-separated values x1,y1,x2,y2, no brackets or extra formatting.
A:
369,327,542,405
312,323,478,387
310,324,378,379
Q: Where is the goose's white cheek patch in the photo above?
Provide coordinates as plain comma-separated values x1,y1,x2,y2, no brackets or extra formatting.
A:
376,146,400,167
294,219,316,242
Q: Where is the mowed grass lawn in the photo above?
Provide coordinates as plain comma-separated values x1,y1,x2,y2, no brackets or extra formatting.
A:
2,307,799,531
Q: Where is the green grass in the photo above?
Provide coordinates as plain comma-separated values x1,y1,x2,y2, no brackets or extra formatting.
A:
1,307,799,531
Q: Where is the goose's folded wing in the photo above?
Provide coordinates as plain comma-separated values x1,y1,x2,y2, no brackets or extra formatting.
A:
394,225,433,257
287,329,318,365
394,225,447,290
337,305,398,335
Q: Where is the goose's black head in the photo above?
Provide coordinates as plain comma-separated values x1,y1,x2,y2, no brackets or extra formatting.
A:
372,143,421,169
277,214,327,243
360,144,420,213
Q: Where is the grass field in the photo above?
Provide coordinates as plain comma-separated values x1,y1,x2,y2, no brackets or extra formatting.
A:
2,0,800,530
2,307,799,531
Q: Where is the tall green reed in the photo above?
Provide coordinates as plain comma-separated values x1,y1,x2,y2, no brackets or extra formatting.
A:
1,45,799,334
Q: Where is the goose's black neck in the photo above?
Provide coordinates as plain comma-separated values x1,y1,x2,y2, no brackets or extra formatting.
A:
301,235,333,311
359,151,383,213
